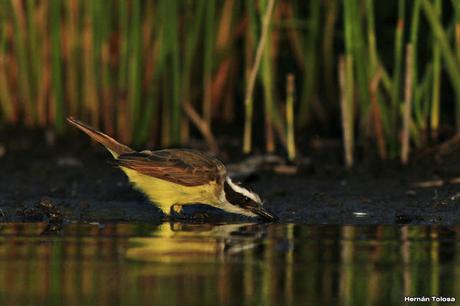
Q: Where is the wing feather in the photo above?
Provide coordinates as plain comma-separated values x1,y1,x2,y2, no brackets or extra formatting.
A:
115,149,226,187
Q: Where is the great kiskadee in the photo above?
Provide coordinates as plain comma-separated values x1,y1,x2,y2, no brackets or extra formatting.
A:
67,117,277,222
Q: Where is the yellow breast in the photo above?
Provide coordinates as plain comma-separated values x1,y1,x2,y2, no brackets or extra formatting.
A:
120,167,221,214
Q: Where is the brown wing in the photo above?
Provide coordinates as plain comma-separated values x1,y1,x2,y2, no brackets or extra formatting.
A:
115,149,227,186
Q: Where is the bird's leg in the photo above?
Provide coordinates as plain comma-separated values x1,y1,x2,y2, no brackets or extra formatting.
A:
170,204,188,220
170,204,184,215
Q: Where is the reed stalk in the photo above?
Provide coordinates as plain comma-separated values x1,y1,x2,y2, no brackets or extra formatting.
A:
365,0,393,96
391,0,405,149
0,11,13,122
64,0,79,119
350,0,369,111
166,0,181,144
36,1,50,127
284,2,305,69
369,68,386,159
2,0,460,164
455,2,460,64
117,0,128,93
183,102,218,154
97,2,114,135
243,0,276,154
26,0,39,113
430,0,442,139
11,0,34,124
180,1,206,145
286,74,296,161
139,10,162,144
128,0,141,137
161,72,171,146
366,0,378,71
339,55,354,168
410,0,424,132
412,65,433,147
50,0,63,132
365,0,393,154
421,0,460,130
214,0,236,125
203,0,215,126
117,0,129,141
401,44,413,164
342,0,358,166
260,0,275,153
82,0,98,128
297,0,320,126
243,0,255,153
323,0,338,106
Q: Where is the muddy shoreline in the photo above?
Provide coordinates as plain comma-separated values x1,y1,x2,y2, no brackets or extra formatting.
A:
1,130,460,225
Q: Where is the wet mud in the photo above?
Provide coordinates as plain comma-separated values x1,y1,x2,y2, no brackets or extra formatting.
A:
1,129,460,225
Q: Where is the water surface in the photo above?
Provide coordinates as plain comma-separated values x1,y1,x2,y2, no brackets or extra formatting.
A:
0,223,458,305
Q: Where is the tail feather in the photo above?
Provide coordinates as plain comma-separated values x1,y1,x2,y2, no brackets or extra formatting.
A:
67,117,134,158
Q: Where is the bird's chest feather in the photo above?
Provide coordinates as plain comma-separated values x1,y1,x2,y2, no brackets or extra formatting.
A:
120,167,221,211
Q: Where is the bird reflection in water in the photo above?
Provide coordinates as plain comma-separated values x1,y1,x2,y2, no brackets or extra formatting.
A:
126,222,267,262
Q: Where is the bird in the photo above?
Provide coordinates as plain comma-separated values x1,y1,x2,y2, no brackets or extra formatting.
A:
67,117,277,222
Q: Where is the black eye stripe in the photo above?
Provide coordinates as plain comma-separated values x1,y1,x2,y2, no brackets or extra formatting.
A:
224,181,245,205
224,181,256,207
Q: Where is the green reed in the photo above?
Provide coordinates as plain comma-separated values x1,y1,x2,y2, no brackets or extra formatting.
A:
11,0,34,125
260,0,275,153
203,0,214,126
182,1,206,143
455,1,460,65
401,43,414,164
410,0,423,138
286,74,296,161
391,0,405,135
1,1,460,164
0,9,13,123
342,0,356,167
243,0,257,154
50,0,63,132
430,0,442,139
297,0,320,127
166,0,180,144
243,0,275,154
422,0,460,130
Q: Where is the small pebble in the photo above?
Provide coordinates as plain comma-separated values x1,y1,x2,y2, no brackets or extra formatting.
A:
274,165,298,175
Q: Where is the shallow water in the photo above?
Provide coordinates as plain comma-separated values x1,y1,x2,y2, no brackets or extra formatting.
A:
0,222,458,305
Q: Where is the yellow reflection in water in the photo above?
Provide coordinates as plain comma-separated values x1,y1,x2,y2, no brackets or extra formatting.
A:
126,223,264,263
0,223,458,306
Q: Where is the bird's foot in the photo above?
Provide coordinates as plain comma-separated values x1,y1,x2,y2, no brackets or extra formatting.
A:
171,204,184,215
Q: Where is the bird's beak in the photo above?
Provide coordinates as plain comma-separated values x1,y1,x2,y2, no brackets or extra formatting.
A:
248,205,278,222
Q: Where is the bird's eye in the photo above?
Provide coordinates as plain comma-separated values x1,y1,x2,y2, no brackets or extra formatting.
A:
243,196,251,203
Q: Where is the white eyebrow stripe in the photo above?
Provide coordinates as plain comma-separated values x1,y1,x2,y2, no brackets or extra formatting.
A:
225,177,261,203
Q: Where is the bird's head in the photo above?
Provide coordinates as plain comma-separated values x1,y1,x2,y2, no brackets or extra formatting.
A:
222,177,278,222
